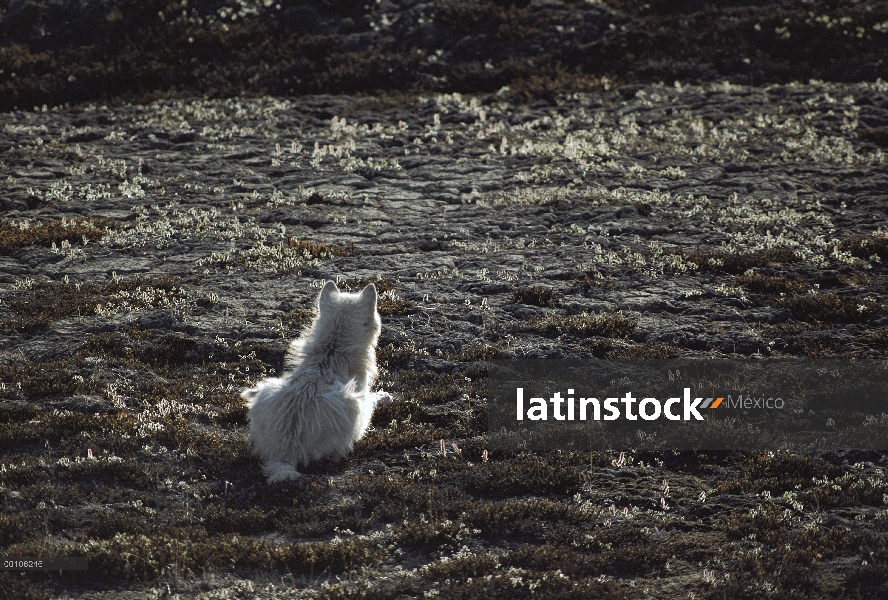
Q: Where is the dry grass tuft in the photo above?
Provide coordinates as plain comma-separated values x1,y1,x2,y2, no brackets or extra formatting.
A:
378,297,413,316
870,327,888,345
736,273,805,295
685,248,799,275
451,342,512,361
0,275,190,334
338,276,397,294
779,291,879,324
516,312,637,338
569,273,623,292
0,218,114,255
858,126,888,147
285,237,352,258
513,285,561,307
841,234,888,262
611,341,681,359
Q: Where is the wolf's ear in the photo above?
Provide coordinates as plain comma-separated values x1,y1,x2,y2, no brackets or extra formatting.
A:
358,283,377,309
318,281,339,309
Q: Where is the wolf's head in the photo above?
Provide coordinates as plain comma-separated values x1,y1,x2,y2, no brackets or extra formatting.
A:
313,281,382,352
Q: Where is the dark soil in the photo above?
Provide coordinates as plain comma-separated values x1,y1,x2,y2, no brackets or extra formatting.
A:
2,1,888,111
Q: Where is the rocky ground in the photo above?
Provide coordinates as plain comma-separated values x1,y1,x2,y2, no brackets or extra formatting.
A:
2,78,888,599
2,1,888,599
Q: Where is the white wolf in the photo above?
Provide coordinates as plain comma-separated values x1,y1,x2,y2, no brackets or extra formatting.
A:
241,281,391,483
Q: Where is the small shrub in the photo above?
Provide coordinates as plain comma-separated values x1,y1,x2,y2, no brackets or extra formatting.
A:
285,237,351,258
464,498,578,539
844,548,888,596
0,513,25,545
568,273,622,292
422,550,502,580
686,248,798,274
742,451,836,482
612,341,681,359
858,126,888,147
387,369,480,406
0,573,49,600
870,327,888,345
779,291,879,324
633,202,653,216
378,298,412,316
517,312,637,338
1,275,190,334
391,518,472,553
736,273,804,295
378,340,428,368
513,285,561,307
339,276,397,294
0,218,114,255
841,234,888,262
461,452,583,498
451,342,511,361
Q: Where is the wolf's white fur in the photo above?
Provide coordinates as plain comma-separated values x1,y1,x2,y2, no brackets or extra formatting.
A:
241,281,391,483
